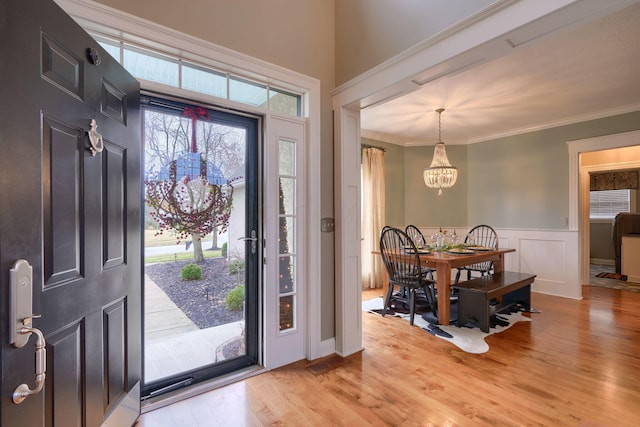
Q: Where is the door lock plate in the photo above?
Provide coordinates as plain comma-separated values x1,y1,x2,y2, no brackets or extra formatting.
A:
10,259,34,348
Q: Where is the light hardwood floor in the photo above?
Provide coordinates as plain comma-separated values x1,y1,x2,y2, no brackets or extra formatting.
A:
136,286,640,426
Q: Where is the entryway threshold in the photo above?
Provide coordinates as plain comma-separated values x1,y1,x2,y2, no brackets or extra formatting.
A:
141,365,266,413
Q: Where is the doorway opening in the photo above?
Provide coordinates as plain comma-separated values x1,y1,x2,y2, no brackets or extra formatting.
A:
585,167,639,291
571,134,640,290
140,96,261,398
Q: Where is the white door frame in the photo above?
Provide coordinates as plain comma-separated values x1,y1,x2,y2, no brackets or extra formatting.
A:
567,130,640,287
57,0,323,369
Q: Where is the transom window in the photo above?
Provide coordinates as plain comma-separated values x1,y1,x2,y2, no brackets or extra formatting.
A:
93,36,302,117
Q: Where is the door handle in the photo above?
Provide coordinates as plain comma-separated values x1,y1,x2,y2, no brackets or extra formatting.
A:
9,259,47,404
238,230,258,254
12,326,47,404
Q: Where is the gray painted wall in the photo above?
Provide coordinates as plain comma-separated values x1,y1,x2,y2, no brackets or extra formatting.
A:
591,221,616,261
335,0,496,85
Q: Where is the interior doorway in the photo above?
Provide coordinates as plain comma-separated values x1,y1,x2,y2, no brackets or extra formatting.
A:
583,160,640,290
571,132,640,288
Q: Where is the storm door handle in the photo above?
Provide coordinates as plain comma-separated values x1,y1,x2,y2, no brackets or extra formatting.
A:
238,230,258,254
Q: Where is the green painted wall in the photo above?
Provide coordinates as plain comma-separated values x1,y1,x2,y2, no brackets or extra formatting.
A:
404,145,468,228
468,111,640,229
467,133,569,229
368,111,640,231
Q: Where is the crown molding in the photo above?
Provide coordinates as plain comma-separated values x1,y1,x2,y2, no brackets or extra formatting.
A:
362,103,640,147
54,0,318,92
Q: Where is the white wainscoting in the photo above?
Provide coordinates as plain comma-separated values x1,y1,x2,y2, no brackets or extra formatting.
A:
417,227,582,300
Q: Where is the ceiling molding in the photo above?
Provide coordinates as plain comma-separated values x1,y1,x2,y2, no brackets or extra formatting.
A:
467,103,640,144
362,103,640,147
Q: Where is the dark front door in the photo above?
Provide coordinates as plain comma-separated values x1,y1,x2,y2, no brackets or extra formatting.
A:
0,1,142,426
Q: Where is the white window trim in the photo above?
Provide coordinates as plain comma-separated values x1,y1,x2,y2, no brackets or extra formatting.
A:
55,0,324,362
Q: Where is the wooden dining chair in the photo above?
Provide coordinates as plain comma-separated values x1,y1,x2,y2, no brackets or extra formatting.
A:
380,225,393,237
405,224,435,280
379,227,436,325
405,224,426,247
454,224,498,283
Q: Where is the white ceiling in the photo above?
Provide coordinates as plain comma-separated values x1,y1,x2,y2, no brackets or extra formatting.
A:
360,2,640,146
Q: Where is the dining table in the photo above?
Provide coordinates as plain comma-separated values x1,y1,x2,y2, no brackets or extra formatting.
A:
374,247,516,325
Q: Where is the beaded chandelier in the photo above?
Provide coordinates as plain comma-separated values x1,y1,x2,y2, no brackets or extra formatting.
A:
423,108,457,195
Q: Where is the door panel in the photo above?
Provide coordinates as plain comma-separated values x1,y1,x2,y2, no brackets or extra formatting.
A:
0,1,141,426
41,32,85,101
103,142,127,269
42,115,84,287
47,323,84,427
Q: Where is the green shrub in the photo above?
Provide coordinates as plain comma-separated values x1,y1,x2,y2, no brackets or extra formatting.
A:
228,259,245,275
221,242,228,257
181,263,202,280
226,285,245,311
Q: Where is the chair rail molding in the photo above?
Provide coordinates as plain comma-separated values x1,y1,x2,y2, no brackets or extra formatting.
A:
417,227,580,299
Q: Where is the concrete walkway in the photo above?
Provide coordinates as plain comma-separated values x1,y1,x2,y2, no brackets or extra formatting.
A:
145,276,199,340
144,276,244,383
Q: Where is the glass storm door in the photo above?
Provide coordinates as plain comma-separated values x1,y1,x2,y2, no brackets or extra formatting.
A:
141,96,260,398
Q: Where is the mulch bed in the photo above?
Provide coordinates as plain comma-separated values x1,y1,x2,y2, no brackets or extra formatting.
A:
145,257,244,329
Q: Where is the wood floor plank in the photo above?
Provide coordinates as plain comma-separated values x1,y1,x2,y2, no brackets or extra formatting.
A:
137,286,640,426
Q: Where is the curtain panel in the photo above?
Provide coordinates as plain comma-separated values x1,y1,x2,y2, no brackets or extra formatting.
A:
590,170,639,191
361,147,386,289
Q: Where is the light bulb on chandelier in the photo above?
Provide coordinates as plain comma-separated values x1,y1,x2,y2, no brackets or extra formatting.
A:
423,108,457,195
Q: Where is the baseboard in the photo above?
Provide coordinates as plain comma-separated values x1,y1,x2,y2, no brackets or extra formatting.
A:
314,337,336,360
590,258,614,266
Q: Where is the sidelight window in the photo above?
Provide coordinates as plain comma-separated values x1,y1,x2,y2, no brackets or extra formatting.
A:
278,139,296,331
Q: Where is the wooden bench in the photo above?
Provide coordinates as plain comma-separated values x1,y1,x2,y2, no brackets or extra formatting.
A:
452,271,536,332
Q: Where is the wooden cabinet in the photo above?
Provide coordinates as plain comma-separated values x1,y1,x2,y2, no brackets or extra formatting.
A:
622,235,640,283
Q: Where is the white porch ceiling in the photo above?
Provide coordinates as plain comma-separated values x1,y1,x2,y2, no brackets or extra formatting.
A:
360,2,640,146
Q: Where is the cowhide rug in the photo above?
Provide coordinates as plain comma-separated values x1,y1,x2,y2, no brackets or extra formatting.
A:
362,296,531,354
